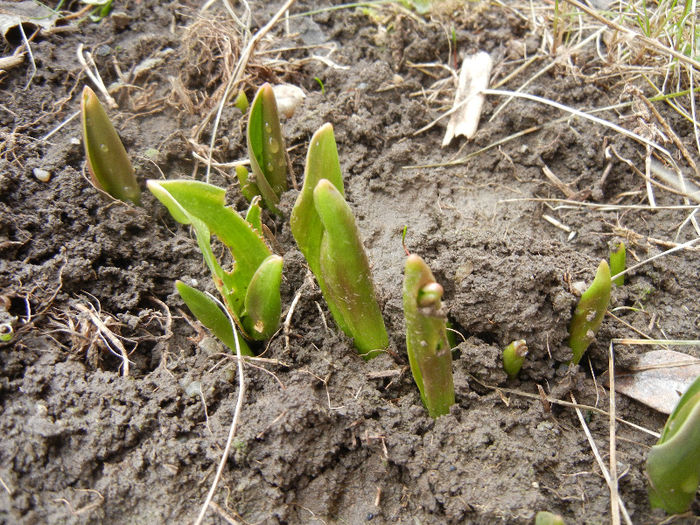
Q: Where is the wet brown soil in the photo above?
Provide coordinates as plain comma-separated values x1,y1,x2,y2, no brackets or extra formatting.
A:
1,0,699,523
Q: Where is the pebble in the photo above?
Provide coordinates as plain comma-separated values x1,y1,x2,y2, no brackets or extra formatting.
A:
33,168,51,182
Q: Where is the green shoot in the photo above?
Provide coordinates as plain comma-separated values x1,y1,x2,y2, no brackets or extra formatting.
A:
245,83,287,213
403,254,454,418
290,123,388,358
535,511,565,525
0,323,12,343
235,165,260,202
314,77,325,95
610,242,626,286
568,260,611,365
81,86,141,205
646,374,700,514
147,180,282,349
175,281,252,356
502,339,528,379
233,90,249,113
82,0,114,21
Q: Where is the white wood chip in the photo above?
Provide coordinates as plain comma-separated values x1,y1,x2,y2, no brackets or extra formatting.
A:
442,51,492,146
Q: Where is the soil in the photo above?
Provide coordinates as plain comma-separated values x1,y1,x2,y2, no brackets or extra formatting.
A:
1,0,699,523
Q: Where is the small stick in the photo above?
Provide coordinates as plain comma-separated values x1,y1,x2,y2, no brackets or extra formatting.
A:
283,270,314,350
542,214,572,233
542,165,578,200
468,374,659,437
18,24,36,90
645,145,656,207
612,338,700,346
41,110,80,142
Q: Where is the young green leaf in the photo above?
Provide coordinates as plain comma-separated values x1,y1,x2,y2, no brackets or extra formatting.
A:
290,123,344,286
148,179,282,346
403,254,454,418
646,374,700,514
175,280,253,356
291,124,387,356
235,165,260,202
535,511,565,525
502,339,528,379
246,83,287,212
81,86,141,204
610,242,626,286
0,323,13,343
314,179,388,357
242,254,283,340
568,260,611,365
233,90,249,113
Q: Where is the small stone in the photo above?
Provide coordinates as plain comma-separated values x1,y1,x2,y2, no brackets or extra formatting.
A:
33,168,51,182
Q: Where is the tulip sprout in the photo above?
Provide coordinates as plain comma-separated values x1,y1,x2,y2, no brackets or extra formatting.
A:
568,260,611,365
147,180,282,353
290,123,388,358
646,373,700,514
403,254,454,418
81,86,141,204
609,242,626,286
535,511,565,525
244,83,288,214
502,339,528,379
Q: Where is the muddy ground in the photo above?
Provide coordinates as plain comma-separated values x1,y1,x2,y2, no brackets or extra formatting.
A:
1,0,699,523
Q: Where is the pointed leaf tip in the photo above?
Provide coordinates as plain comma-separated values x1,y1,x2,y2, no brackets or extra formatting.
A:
81,86,140,205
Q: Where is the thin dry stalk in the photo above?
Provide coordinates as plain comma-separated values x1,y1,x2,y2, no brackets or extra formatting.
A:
611,236,700,281
562,0,700,70
608,342,620,525
77,44,117,108
570,392,632,525
193,293,246,525
468,374,659,437
74,303,132,376
202,0,297,183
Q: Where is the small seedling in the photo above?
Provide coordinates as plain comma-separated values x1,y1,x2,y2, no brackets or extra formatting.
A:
610,242,626,286
81,86,141,204
568,260,611,365
290,123,388,358
147,180,282,352
502,339,528,379
0,323,12,343
314,77,325,94
245,83,287,213
233,90,249,113
646,373,700,514
535,511,565,525
403,254,454,418
82,0,114,21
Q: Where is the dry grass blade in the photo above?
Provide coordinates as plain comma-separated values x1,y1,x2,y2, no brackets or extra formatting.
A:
468,374,659,438
74,303,132,376
611,236,700,282
609,342,620,525
570,392,632,525
202,0,296,183
612,338,700,346
483,88,671,157
194,293,247,525
561,0,700,71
